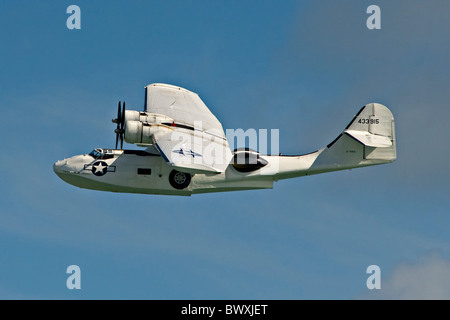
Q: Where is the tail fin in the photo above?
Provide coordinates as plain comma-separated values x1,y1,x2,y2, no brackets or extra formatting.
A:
343,103,396,161
311,103,396,173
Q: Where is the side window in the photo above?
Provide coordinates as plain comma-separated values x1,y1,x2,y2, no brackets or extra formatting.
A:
137,168,152,175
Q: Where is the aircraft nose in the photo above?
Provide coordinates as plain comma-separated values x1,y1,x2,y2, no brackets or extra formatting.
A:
53,159,68,174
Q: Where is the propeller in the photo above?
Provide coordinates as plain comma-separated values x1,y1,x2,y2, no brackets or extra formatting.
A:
112,101,126,149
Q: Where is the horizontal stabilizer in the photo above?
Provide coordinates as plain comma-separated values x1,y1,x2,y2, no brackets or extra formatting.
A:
344,130,392,147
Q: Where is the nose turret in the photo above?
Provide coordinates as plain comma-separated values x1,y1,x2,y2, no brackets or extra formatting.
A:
53,154,92,188
53,159,68,174
53,154,88,176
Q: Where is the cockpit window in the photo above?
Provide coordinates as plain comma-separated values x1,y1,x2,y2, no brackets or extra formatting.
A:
88,148,114,160
89,149,101,158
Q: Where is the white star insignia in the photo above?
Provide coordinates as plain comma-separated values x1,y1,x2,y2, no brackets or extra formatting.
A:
93,162,106,173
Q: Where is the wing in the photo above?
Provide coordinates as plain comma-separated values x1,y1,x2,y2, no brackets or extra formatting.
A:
144,83,232,173
151,127,232,174
145,83,225,137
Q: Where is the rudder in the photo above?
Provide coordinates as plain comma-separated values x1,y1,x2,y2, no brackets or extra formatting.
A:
343,103,396,161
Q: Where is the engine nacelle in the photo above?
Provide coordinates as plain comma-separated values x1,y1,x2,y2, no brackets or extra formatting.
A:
124,110,174,124
124,111,175,145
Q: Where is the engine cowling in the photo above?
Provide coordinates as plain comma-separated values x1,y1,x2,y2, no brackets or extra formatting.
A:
124,111,175,145
124,110,174,124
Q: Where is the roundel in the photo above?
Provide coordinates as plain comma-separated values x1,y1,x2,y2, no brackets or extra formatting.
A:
92,161,108,176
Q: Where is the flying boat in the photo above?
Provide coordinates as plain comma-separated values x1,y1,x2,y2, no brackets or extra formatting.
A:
53,83,396,196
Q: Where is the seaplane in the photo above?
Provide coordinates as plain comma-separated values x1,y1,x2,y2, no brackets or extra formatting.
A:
53,83,396,196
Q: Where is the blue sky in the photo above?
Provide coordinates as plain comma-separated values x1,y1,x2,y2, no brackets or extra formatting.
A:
1,0,449,299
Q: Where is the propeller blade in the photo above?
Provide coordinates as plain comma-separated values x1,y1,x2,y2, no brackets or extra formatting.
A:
121,101,126,130
118,101,122,124
144,87,147,110
113,102,121,124
113,101,126,150
114,101,122,149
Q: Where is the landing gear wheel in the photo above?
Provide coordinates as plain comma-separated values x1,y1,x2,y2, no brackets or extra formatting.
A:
169,170,191,190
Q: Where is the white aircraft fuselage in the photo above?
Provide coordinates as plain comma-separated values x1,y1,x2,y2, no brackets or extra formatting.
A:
54,149,274,196
53,127,394,196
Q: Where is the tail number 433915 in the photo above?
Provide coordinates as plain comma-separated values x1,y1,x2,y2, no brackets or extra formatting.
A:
358,118,379,124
